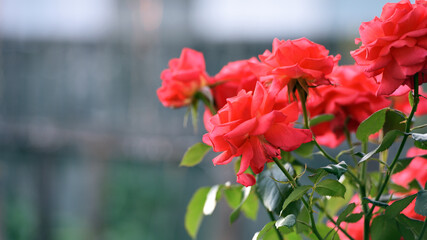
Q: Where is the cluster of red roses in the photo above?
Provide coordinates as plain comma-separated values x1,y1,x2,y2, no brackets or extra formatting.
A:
158,1,426,238
158,0,426,187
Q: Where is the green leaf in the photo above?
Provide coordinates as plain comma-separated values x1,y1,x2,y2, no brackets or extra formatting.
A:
315,179,346,198
415,190,427,216
294,141,315,158
241,190,259,220
180,143,211,167
336,203,356,224
321,161,348,179
224,185,243,209
383,109,406,135
310,114,334,127
325,178,355,216
415,141,427,150
397,222,415,240
396,214,425,237
282,232,302,240
385,194,417,218
275,214,296,228
280,185,311,215
409,179,423,191
255,221,276,240
256,163,294,215
344,213,364,223
308,169,328,184
359,130,403,164
389,183,411,193
185,187,210,239
230,186,251,224
296,207,310,233
371,215,401,240
394,157,416,173
356,108,387,142
362,197,389,208
412,133,427,150
203,185,220,215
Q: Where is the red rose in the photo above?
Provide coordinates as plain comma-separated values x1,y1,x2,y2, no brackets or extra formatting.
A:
392,147,427,189
211,58,258,109
307,65,391,148
157,48,210,108
351,0,427,95
390,148,427,221
249,38,340,94
202,82,312,186
390,86,427,116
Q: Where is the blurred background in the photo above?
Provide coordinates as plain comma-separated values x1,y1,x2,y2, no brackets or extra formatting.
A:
0,0,400,239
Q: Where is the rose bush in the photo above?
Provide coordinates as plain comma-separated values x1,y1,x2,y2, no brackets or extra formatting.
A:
158,1,427,239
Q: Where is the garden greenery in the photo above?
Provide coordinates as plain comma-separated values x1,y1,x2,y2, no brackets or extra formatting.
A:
158,0,427,239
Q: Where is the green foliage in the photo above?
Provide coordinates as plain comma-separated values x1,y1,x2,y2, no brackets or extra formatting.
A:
308,169,328,184
184,187,210,239
344,213,364,223
224,185,243,209
320,161,348,179
275,214,296,228
280,185,311,216
256,163,294,215
255,221,276,240
385,194,417,218
371,215,401,240
336,203,356,225
315,179,346,198
383,109,406,135
230,186,251,223
396,214,425,239
310,114,334,127
180,143,211,167
241,190,259,220
359,130,404,164
356,108,387,142
294,141,315,158
415,190,427,216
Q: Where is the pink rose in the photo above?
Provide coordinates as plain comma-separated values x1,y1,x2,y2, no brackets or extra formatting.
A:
157,48,211,108
307,65,390,148
249,38,340,94
351,0,427,95
211,58,258,109
203,82,312,186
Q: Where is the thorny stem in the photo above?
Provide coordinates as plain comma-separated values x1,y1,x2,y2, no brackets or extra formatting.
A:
272,157,323,240
296,86,362,186
368,73,420,218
